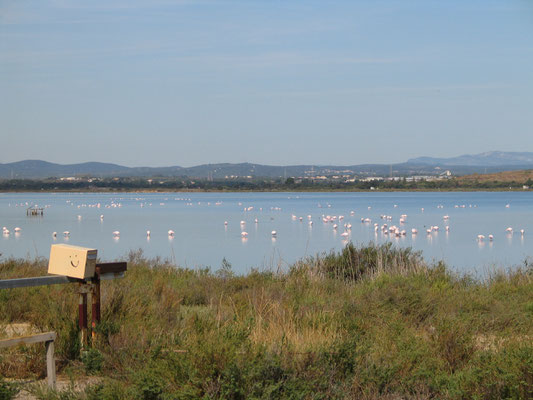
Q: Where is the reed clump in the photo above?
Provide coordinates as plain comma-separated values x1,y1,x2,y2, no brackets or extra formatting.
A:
295,242,426,282
0,245,532,400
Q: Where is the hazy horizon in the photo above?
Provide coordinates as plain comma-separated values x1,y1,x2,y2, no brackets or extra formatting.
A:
2,0,533,167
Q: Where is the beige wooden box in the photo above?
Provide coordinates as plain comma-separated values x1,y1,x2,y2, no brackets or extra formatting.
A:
48,244,97,279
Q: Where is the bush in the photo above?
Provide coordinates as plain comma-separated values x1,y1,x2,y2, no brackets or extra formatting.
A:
81,349,104,374
0,378,19,400
305,242,425,282
133,367,167,400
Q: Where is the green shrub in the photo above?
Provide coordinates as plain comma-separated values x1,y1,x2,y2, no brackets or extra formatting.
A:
304,242,425,282
85,381,131,400
81,349,104,374
0,378,19,400
133,367,167,400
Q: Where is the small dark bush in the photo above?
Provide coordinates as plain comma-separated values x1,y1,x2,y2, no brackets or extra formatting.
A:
0,378,19,400
133,367,166,400
81,349,104,374
309,242,424,282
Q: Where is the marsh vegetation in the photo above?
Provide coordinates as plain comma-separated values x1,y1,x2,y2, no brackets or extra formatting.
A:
1,244,532,399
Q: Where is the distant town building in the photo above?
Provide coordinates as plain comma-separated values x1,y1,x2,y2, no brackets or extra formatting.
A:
361,177,384,182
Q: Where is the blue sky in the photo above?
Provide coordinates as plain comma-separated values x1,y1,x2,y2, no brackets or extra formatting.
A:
1,0,532,167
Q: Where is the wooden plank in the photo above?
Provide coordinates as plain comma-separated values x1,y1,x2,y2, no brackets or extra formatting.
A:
0,275,80,290
45,340,56,388
96,262,127,275
0,262,127,291
0,331,57,348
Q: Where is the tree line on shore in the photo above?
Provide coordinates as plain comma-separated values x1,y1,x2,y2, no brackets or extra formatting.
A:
0,176,532,192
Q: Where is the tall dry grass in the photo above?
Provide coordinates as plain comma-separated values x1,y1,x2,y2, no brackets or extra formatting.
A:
0,245,532,399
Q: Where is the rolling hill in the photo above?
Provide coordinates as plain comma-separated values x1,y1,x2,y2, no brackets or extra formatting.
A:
1,151,533,179
408,151,533,166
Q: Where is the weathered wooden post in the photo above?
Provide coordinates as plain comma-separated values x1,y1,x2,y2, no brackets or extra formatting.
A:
0,332,57,389
78,284,90,349
45,337,56,388
91,277,101,344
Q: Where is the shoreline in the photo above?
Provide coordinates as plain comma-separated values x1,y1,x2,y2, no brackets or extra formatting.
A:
0,188,531,194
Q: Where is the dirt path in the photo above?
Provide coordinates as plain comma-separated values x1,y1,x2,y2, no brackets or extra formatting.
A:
14,376,101,399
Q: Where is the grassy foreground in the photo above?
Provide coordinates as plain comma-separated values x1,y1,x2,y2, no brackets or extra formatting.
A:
1,244,533,400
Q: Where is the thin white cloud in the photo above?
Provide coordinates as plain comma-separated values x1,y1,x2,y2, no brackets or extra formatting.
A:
0,0,213,25
217,83,514,99
163,52,399,69
49,0,208,11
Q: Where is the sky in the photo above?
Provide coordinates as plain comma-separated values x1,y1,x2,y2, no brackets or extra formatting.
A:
1,0,533,167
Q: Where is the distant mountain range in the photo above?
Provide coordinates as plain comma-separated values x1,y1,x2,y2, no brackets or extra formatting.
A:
1,152,532,179
0,160,184,179
408,151,533,166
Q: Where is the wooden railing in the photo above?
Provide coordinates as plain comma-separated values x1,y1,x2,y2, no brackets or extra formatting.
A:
0,261,127,387
0,331,57,388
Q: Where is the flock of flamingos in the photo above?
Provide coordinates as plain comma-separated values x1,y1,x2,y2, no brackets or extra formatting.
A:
2,200,525,245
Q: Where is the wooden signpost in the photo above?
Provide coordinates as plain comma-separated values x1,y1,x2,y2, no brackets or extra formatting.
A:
0,247,127,388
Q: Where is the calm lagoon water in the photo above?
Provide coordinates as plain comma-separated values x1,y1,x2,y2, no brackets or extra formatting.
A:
1,192,532,274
